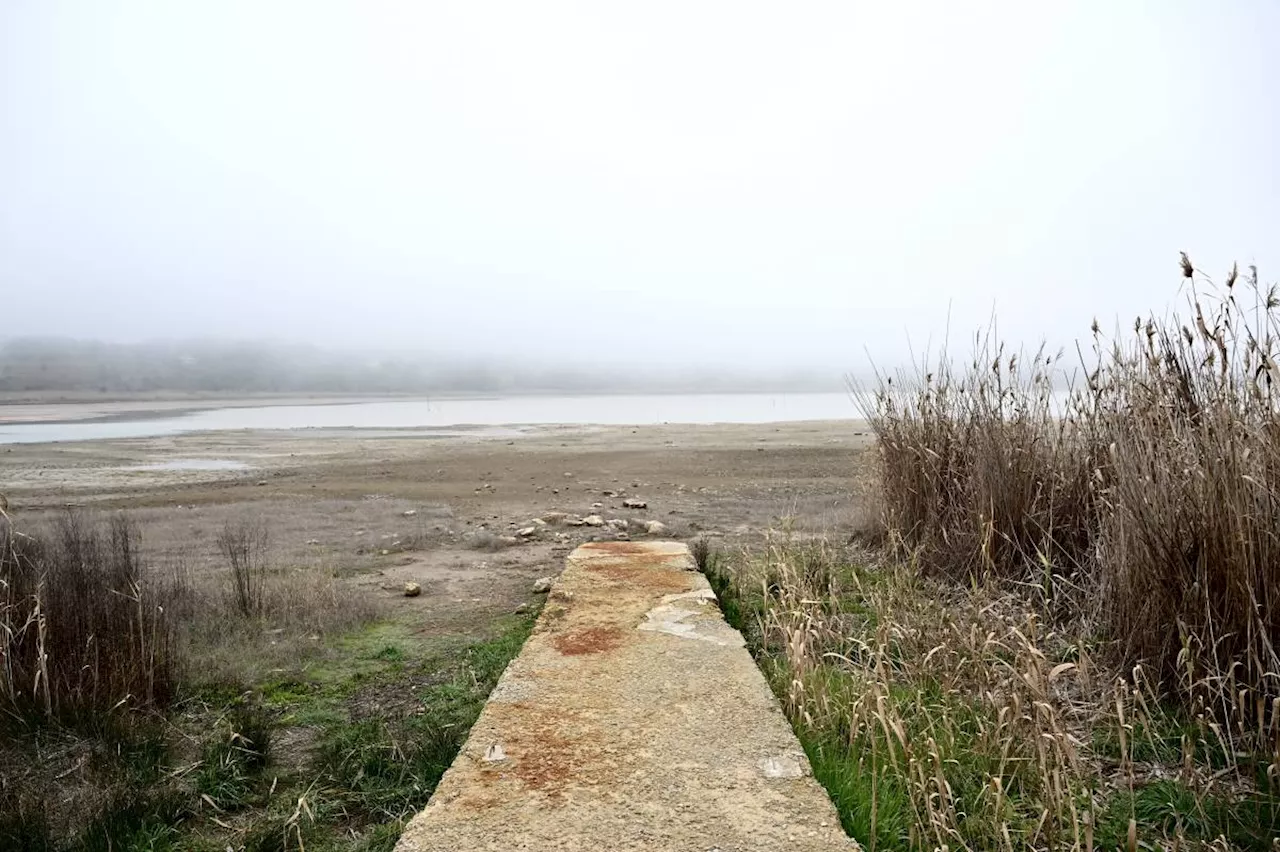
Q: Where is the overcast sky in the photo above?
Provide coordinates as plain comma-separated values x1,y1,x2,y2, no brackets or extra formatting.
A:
2,2,1277,371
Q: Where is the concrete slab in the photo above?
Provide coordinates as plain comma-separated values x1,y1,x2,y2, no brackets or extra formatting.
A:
395,541,857,852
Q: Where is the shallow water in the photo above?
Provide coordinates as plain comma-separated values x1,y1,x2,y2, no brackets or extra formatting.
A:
0,393,858,445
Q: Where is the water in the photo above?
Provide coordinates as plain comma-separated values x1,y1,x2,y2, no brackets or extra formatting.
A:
0,393,859,445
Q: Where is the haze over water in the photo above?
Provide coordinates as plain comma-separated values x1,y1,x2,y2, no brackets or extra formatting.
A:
0,393,860,444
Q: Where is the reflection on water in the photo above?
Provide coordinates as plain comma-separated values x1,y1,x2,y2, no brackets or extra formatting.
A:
0,393,858,445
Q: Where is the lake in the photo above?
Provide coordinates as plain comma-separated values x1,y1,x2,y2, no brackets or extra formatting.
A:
0,393,862,444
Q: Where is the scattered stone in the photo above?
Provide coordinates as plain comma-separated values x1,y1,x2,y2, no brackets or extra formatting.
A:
582,515,605,527
541,511,568,525
306,538,320,545
623,498,648,509
532,576,554,593
607,518,628,531
516,526,538,538
644,520,668,535
565,516,586,526
403,509,418,517
529,518,548,527
514,603,530,614
614,532,631,541
602,490,617,497
256,480,268,486
380,549,390,556
403,582,422,597
563,472,574,478
591,502,604,509
498,535,519,548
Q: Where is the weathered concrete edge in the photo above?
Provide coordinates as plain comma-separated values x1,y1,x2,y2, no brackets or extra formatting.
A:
394,541,856,850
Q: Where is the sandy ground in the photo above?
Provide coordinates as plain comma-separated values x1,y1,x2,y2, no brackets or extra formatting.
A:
0,421,876,637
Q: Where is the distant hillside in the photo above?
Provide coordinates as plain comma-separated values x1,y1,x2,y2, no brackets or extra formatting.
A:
0,338,841,396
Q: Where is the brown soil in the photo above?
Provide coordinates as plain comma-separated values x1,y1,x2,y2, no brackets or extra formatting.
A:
0,420,874,641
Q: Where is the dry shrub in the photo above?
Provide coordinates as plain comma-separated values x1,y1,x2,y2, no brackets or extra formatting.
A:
0,513,177,725
854,337,1097,585
217,518,268,617
857,258,1280,712
721,536,1280,850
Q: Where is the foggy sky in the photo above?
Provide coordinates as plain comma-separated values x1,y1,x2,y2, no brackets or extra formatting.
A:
3,2,1278,373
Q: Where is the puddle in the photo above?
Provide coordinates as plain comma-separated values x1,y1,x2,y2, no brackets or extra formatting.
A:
124,458,251,472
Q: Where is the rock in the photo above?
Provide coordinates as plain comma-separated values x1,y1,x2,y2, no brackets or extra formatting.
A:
644,520,668,535
602,490,617,497
516,526,538,538
614,532,630,541
256,480,268,486
607,518,628,531
541,511,568,525
623,498,647,509
403,582,422,597
403,509,417,517
529,518,548,527
514,602,530,614
498,535,519,547
565,516,586,527
532,576,554,594
591,502,604,509
582,515,605,527
306,538,320,545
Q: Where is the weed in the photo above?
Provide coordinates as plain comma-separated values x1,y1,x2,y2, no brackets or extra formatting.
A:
217,519,269,618
196,704,273,811
713,536,1280,850
0,513,177,726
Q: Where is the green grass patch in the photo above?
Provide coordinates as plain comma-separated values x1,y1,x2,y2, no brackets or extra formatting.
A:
1,608,539,852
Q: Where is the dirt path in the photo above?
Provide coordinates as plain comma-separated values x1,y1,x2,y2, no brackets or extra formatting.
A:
397,541,857,851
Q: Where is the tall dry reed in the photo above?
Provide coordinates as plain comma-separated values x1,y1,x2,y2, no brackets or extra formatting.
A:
0,513,177,725
856,258,1280,712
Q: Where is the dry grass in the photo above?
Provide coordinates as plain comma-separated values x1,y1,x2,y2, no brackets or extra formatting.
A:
705,257,1280,848
0,512,177,726
854,257,1280,708
712,536,1280,850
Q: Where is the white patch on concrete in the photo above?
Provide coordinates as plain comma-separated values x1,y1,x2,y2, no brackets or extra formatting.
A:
638,588,743,646
483,743,507,762
758,753,808,779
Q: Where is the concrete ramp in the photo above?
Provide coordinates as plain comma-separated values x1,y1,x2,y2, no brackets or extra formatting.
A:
395,541,855,852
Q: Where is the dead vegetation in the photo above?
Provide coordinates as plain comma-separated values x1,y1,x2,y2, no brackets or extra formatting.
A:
709,257,1280,850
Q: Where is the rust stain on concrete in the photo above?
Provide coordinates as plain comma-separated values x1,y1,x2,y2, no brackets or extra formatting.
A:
552,624,626,656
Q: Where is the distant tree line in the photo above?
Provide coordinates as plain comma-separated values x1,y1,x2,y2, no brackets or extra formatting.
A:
0,338,837,396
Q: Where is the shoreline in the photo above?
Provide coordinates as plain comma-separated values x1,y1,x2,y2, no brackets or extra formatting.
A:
0,386,848,422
